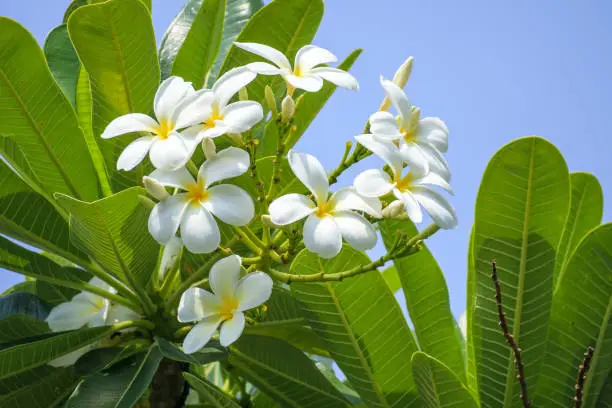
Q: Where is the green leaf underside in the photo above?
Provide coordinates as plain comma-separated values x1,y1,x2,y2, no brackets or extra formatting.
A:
0,17,100,201
44,24,80,107
229,335,349,407
156,337,228,365
0,365,78,408
534,224,612,407
596,372,612,408
411,352,478,408
290,246,421,408
0,315,50,344
1,280,77,306
471,137,570,407
0,292,51,321
465,226,479,399
184,372,242,408
380,219,466,383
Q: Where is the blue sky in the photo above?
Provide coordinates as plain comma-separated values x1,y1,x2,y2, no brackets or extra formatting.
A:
1,1,610,318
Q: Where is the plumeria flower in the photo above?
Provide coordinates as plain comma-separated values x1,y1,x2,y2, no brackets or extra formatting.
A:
354,135,457,229
147,147,254,254
178,255,273,353
234,42,359,93
102,76,205,171
180,67,263,140
369,76,450,180
268,151,382,259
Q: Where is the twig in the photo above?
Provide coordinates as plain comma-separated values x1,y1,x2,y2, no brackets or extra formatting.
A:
491,260,530,408
573,345,595,408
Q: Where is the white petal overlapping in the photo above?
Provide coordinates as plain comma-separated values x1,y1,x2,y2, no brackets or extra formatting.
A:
268,194,316,225
303,214,342,259
287,150,329,202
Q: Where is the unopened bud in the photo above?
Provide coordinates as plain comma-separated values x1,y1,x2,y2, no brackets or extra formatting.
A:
408,107,421,129
265,85,277,116
228,133,243,145
262,214,280,229
143,176,169,201
382,200,408,220
202,137,216,160
158,236,182,281
239,86,249,101
379,56,414,111
281,95,295,123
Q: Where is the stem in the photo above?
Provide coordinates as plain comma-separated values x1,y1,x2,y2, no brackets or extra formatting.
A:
491,260,530,408
149,359,189,408
573,345,595,408
234,226,265,253
265,120,292,203
247,140,267,205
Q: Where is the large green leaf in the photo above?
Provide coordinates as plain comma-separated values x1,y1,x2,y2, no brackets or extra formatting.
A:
68,0,160,191
596,372,612,408
168,0,226,89
184,372,242,408
66,346,163,408
56,187,158,287
465,226,479,399
554,172,603,286
219,0,324,105
290,246,421,407
534,224,612,407
44,24,80,107
380,219,465,382
156,337,227,365
471,137,570,407
411,352,478,408
0,315,50,344
229,335,349,407
0,292,50,321
0,365,78,408
1,279,77,306
0,18,100,201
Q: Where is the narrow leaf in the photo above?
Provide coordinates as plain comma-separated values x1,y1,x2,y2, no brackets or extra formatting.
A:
44,24,80,107
156,337,227,365
0,315,50,344
184,372,242,408
0,366,78,408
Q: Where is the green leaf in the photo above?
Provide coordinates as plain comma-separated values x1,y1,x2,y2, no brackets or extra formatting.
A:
0,17,100,201
534,223,612,407
290,246,421,407
380,219,465,382
219,0,324,105
0,366,78,408
465,226,479,398
0,292,51,320
68,0,161,191
56,187,159,287
1,280,77,305
554,172,603,286
380,265,401,293
596,372,612,408
411,352,478,408
168,0,226,89
0,325,116,379
184,372,242,408
44,24,80,107
66,346,163,408
73,346,128,376
285,49,362,149
229,335,349,407
0,315,50,344
156,337,227,364
470,136,570,407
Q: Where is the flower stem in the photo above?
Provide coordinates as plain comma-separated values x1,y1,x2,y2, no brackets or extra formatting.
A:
234,226,265,253
265,119,292,203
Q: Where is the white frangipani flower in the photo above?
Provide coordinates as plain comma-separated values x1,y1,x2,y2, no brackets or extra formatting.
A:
101,76,204,171
354,135,457,229
181,67,263,140
234,42,359,93
268,151,381,259
147,147,254,254
178,255,273,353
370,76,450,180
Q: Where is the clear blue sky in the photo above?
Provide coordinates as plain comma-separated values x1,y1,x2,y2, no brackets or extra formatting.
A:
1,1,610,318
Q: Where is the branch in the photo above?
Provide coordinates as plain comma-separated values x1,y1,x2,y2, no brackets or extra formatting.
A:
573,345,595,408
491,260,530,408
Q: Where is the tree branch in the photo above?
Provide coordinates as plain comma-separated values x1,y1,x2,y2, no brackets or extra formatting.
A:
573,345,595,408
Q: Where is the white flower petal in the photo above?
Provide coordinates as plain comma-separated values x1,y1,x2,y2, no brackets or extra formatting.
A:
178,287,221,323
355,134,403,176
329,187,382,217
295,45,337,72
287,150,329,203
204,184,254,226
303,214,342,259
369,111,402,139
415,172,453,194
398,190,423,224
88,301,110,327
209,255,241,300
333,211,378,251
101,113,158,139
398,142,429,178
199,147,250,187
46,298,100,332
183,316,223,354
159,236,183,281
417,143,451,181
221,101,263,133
154,76,195,121
311,67,359,91
354,169,395,198
380,76,412,124
419,117,449,153
235,272,273,311
285,74,324,92
245,62,284,75
268,193,316,225
149,133,191,171
234,42,292,70
180,205,221,254
219,311,245,347
116,136,154,171
174,90,215,129
212,67,256,109
106,305,142,325
412,187,457,229
148,167,195,189
148,194,190,245
198,125,231,140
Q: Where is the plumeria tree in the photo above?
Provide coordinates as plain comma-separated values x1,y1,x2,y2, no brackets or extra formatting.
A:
0,0,610,407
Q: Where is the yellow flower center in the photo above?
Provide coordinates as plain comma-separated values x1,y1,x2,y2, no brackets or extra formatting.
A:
315,201,333,218
219,297,239,321
204,106,223,128
185,181,209,205
154,119,174,140
395,173,414,192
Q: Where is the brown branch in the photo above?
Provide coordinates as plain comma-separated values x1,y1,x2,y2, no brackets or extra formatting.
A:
491,260,531,408
573,345,595,408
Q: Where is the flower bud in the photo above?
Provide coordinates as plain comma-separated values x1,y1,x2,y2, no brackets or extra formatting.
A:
264,85,277,116
228,133,243,145
262,214,280,229
239,86,249,101
379,56,414,111
143,176,169,201
202,137,216,160
382,200,408,220
281,95,295,123
158,236,182,281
